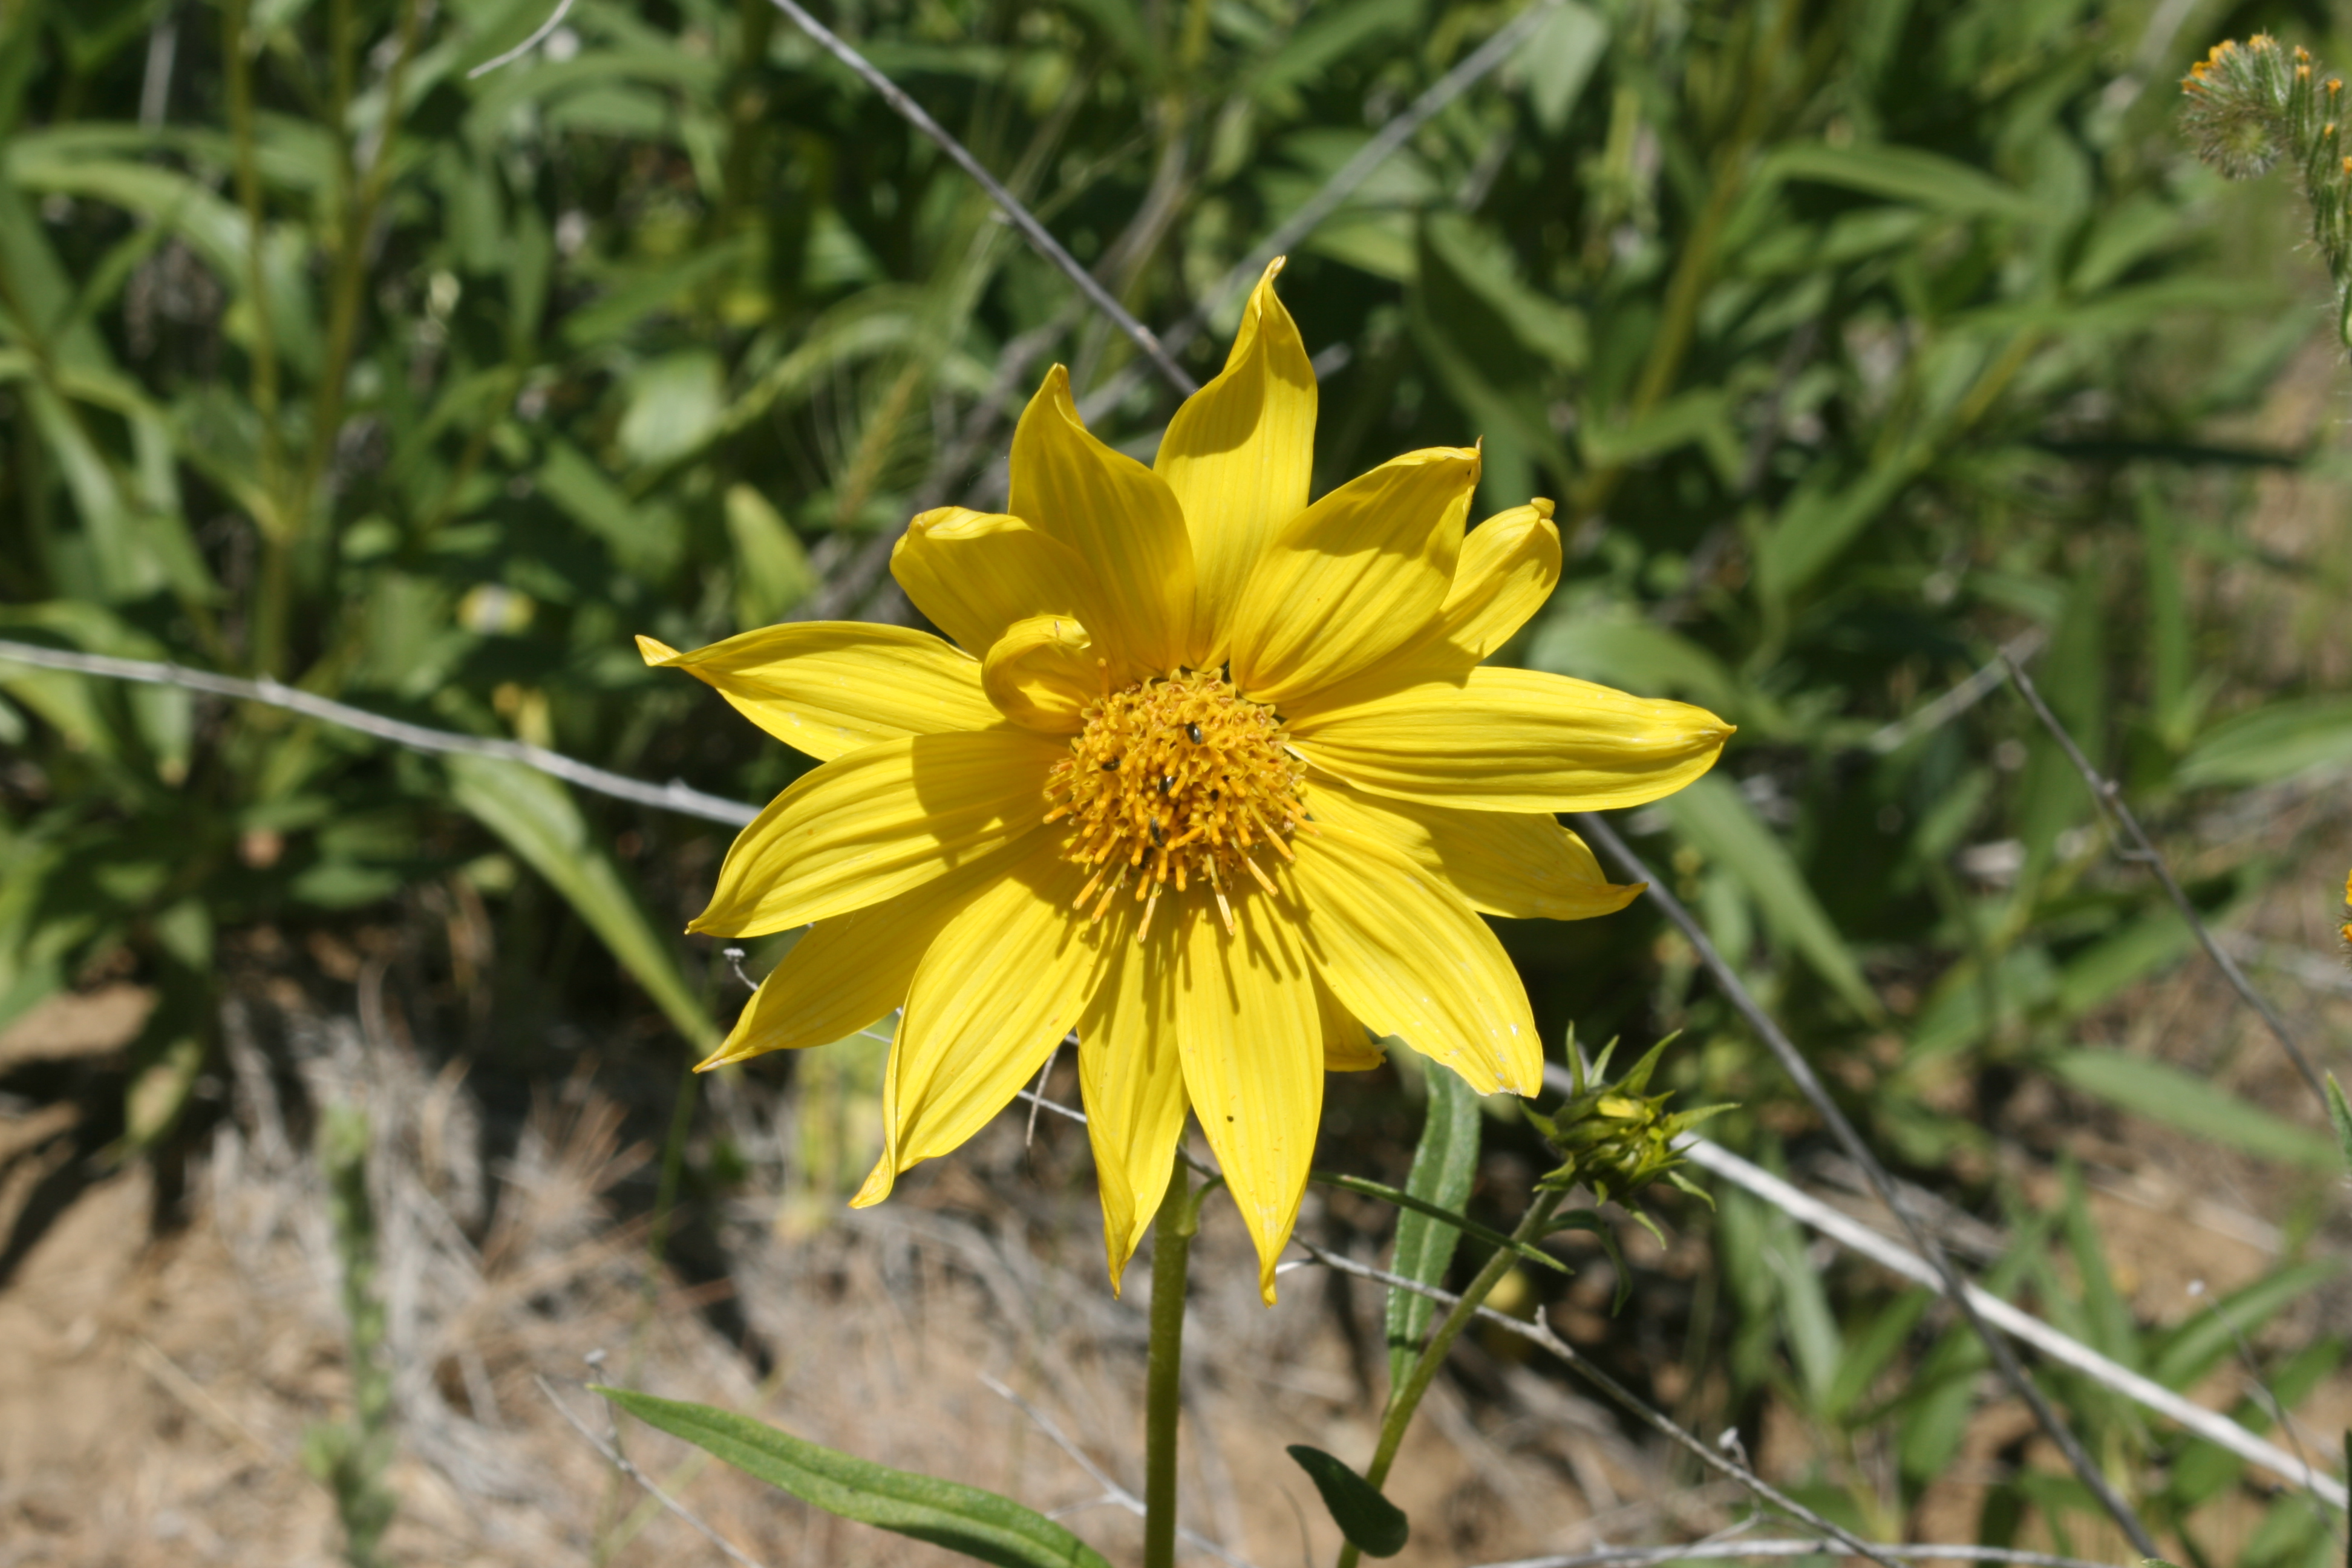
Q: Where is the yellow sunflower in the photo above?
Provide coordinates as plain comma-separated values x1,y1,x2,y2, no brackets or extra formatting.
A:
639,263,1730,1301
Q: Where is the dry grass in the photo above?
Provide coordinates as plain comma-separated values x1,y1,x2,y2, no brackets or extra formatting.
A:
0,969,1694,1567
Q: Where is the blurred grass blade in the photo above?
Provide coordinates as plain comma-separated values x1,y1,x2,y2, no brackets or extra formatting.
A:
1285,1445,1409,1558
1659,773,1880,1019
2327,1073,2352,1173
2175,696,2352,788
2049,1050,2337,1169
1384,1057,1480,1390
2148,1260,2342,1391
445,754,717,1053
597,1387,1116,1568
1763,141,2046,220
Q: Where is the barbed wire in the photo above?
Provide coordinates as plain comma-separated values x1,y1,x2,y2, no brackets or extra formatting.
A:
0,638,757,826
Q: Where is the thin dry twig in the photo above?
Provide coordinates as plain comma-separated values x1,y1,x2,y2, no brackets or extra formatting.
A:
1281,1240,1907,1568
760,0,1195,396
535,1374,771,1568
1655,1124,2348,1508
2000,652,2328,1106
0,638,757,826
1467,1542,2131,1568
1865,628,2048,753
1568,811,2165,1557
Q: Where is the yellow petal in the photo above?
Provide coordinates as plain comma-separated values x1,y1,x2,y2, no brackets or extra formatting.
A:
1225,446,1479,705
1439,498,1563,662
1293,667,1730,813
1307,782,1642,922
1289,808,1542,1098
982,614,1099,733
1175,890,1322,1304
1284,498,1563,719
1010,365,1195,675
691,728,1062,937
695,851,1015,1069
890,506,1108,657
1316,972,1385,1071
1154,260,1318,665
1077,905,1186,1290
636,625,998,762
852,839,1104,1207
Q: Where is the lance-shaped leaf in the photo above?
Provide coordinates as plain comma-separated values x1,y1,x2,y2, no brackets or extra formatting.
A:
1383,1059,1480,1388
599,1388,1116,1568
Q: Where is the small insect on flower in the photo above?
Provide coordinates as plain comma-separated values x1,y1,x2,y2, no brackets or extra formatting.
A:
637,260,1731,1302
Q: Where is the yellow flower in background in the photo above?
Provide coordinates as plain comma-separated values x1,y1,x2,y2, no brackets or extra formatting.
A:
638,262,1731,1301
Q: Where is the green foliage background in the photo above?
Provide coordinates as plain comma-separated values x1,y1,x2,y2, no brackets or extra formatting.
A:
3,0,2351,1554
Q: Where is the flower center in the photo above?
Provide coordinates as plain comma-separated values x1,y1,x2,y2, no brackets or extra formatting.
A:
1045,669,1308,935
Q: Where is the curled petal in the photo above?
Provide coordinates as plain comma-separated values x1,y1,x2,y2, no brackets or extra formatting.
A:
982,614,1099,733
890,506,1106,657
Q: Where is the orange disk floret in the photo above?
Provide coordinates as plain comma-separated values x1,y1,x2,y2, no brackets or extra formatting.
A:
1044,669,1310,937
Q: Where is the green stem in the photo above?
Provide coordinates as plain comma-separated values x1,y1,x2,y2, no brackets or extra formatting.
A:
221,0,285,617
1335,1186,1566,1568
1567,0,1805,531
296,0,423,530
1143,1153,1198,1568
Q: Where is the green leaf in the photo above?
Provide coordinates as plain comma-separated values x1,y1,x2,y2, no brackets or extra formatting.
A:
1312,1170,1567,1274
444,756,718,1053
1384,1057,1480,1388
1519,1,1609,134
618,351,725,470
1244,0,1419,103
1284,1446,1409,1558
1753,456,1919,602
2048,1050,2338,1169
598,1388,1115,1568
1763,141,2047,221
536,439,684,578
2176,696,2352,789
1525,607,1746,719
2146,1260,2342,1391
2327,1074,2352,1174
725,483,817,627
1658,774,1880,1019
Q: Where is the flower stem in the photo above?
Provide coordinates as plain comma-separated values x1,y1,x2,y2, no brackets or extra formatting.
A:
1334,1186,1566,1568
1143,1153,1199,1568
